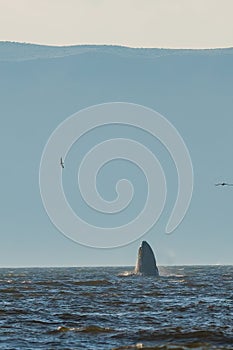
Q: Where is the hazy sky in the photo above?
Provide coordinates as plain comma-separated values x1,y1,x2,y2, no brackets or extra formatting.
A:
0,0,233,48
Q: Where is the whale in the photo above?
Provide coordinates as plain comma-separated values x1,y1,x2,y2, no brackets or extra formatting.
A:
134,241,159,276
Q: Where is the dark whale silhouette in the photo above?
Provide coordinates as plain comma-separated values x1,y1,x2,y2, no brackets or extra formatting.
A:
135,241,159,276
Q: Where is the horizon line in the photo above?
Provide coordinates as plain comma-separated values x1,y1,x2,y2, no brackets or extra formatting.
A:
1,40,233,51
0,264,232,269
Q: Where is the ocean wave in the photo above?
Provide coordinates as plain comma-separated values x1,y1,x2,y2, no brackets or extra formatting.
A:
112,328,233,344
73,280,112,286
118,271,135,277
49,325,115,334
0,308,29,315
112,341,230,349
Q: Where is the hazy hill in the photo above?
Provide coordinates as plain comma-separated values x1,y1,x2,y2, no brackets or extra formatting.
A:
0,41,232,61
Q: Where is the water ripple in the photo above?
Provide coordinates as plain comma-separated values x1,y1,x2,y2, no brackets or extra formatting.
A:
0,266,232,350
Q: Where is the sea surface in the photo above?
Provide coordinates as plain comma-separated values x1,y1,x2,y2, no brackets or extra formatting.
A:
0,266,232,349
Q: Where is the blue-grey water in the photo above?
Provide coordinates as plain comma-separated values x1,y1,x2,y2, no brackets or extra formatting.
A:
0,266,232,349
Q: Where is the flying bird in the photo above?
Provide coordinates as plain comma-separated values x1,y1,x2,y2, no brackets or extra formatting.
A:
215,182,233,186
60,157,64,169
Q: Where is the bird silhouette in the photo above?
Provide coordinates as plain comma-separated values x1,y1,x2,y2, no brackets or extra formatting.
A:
60,157,64,169
215,182,233,186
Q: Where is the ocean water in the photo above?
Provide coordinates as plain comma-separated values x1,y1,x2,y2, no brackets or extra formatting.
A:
0,266,232,350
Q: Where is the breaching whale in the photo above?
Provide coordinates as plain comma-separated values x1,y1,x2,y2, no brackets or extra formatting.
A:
135,241,159,276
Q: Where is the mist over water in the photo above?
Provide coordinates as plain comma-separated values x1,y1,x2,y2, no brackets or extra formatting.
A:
0,266,232,349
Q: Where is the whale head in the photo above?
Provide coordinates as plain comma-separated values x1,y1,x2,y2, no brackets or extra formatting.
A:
135,241,159,276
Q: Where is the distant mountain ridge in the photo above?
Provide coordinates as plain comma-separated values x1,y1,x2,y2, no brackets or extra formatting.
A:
0,41,232,62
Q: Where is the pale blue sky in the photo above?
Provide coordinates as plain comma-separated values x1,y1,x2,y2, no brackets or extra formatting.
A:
0,0,232,48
